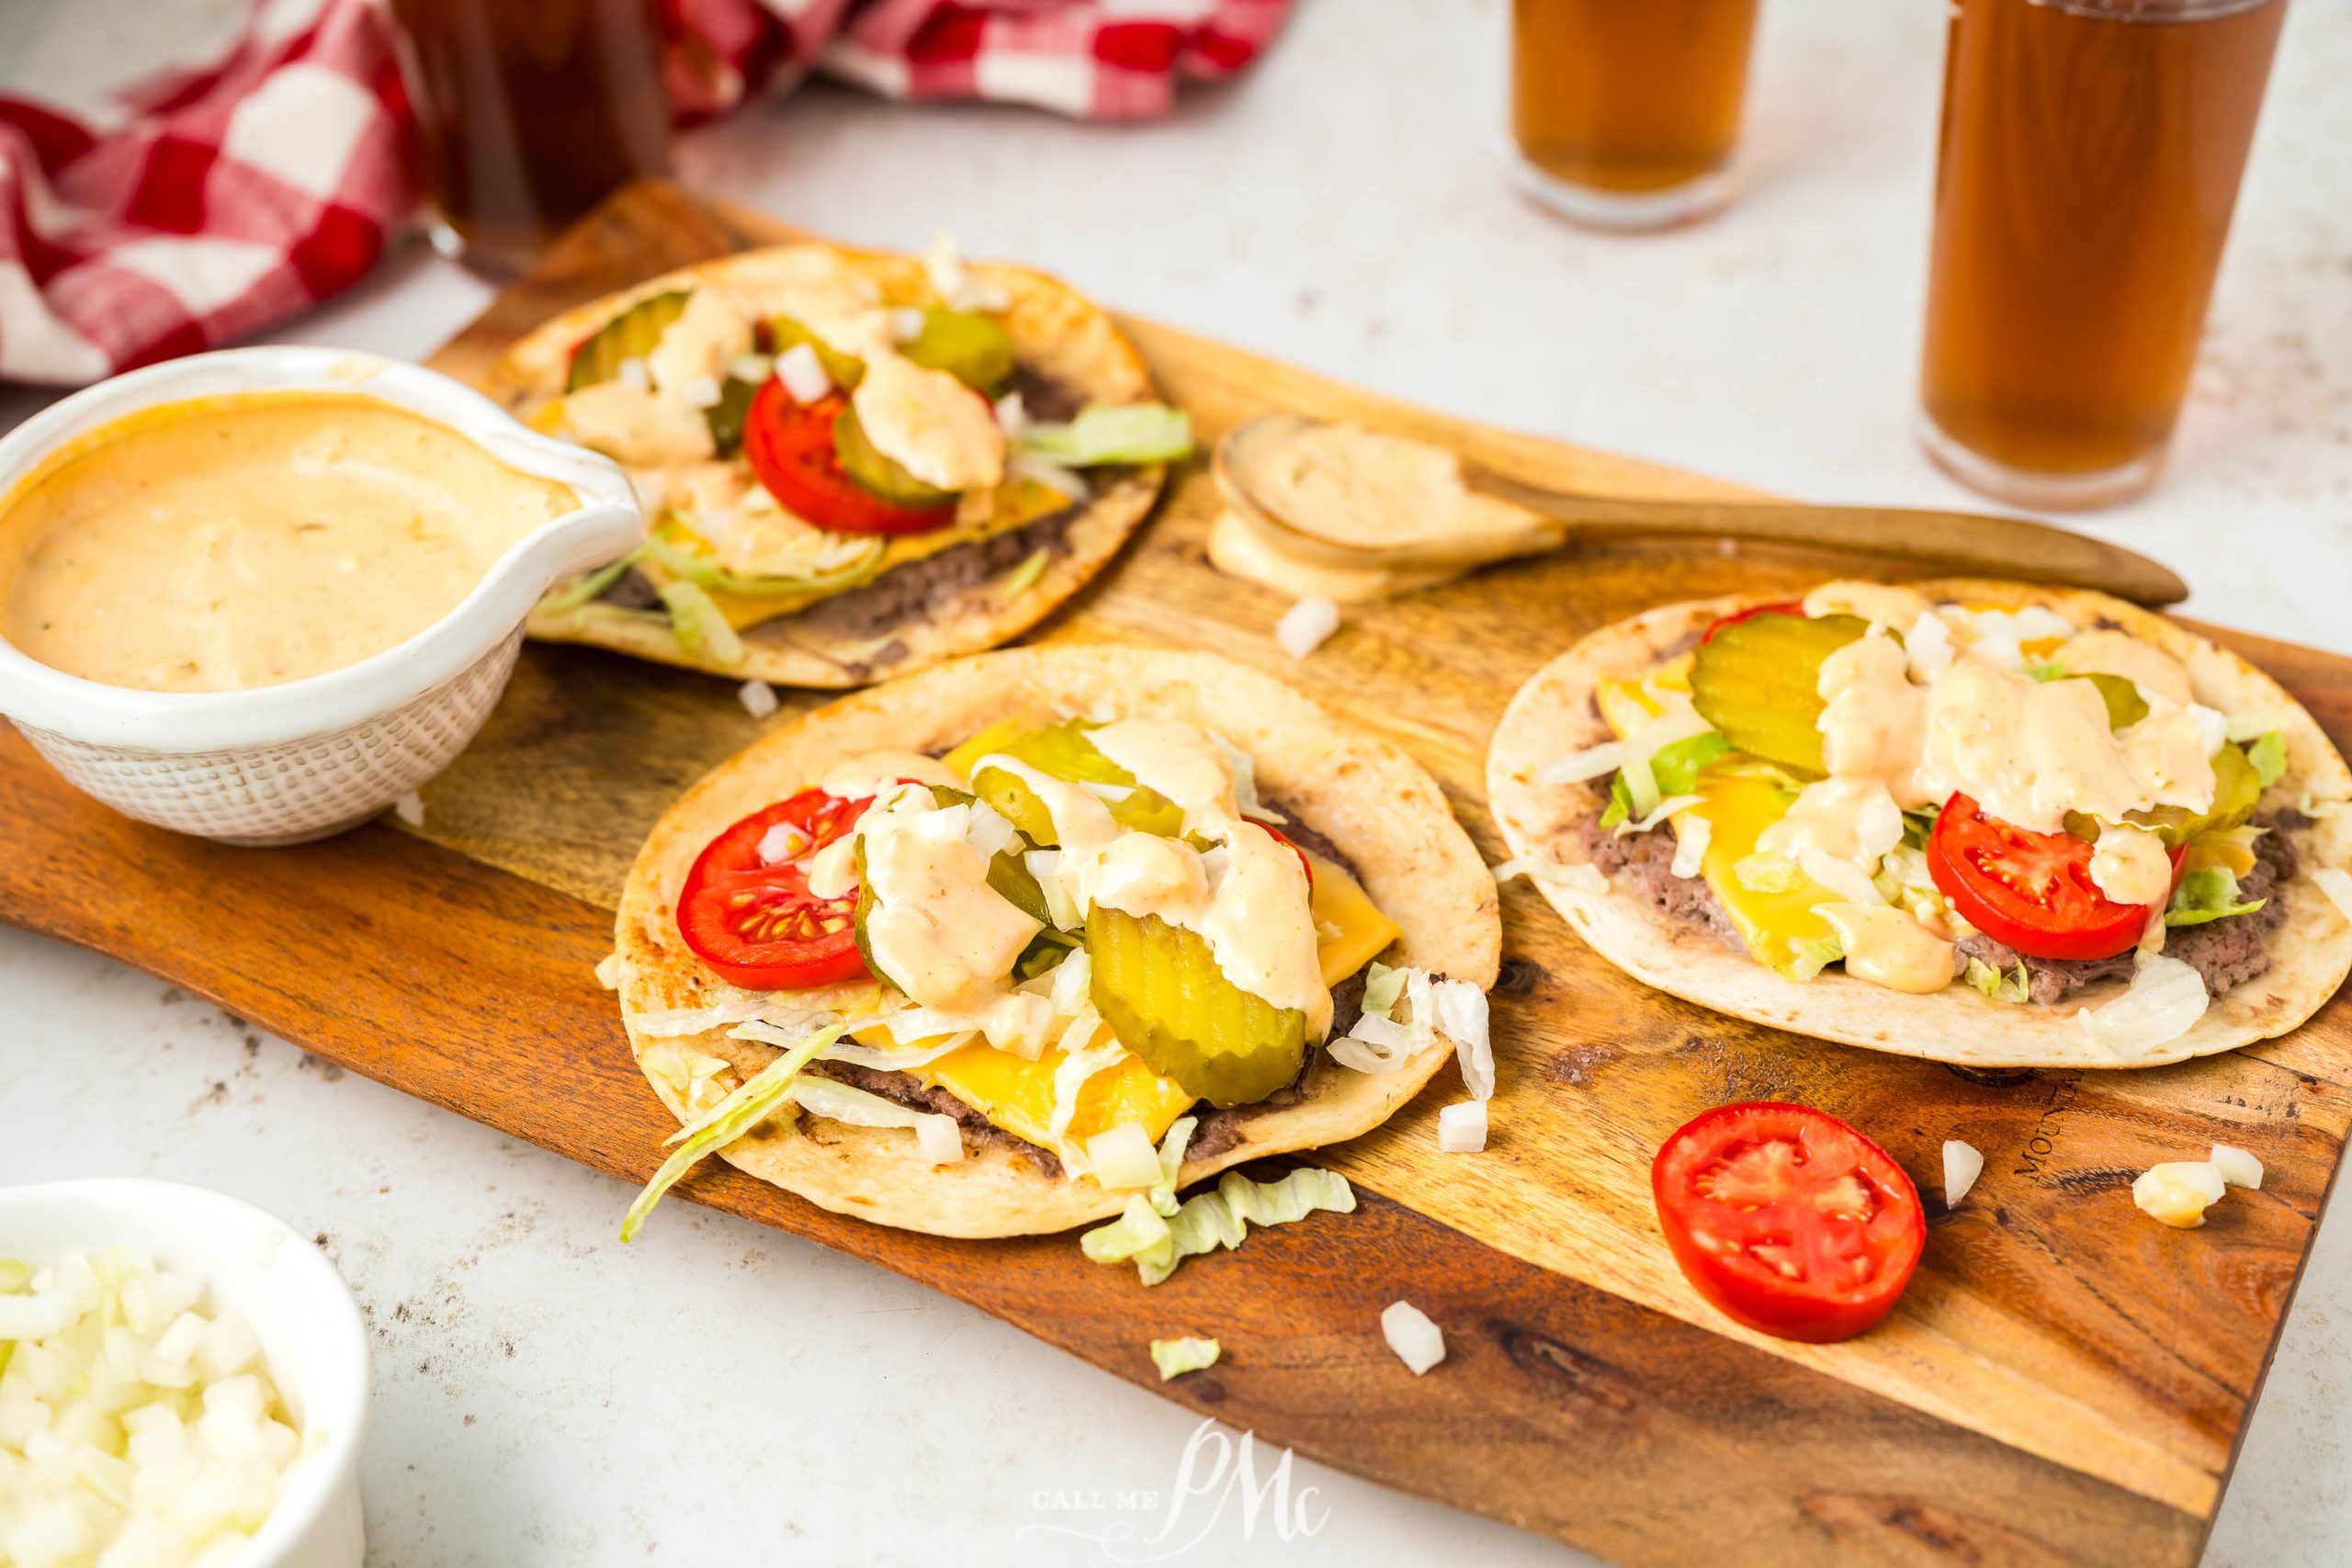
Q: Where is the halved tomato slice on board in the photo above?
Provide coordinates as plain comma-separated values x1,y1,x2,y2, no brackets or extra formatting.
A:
1653,1101,1925,1344
678,787,876,990
1928,794,2171,963
741,379,956,536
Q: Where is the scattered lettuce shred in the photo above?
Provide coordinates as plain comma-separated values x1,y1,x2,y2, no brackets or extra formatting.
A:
620,1022,846,1242
538,550,640,615
1149,1337,1222,1381
1964,956,2032,1003
1602,730,1730,831
658,579,745,664
2166,865,2266,929
1360,962,1408,1022
1081,1168,1356,1285
1017,403,1193,467
1002,546,1053,597
2248,729,2289,788
1148,1117,1196,1218
1780,932,1844,983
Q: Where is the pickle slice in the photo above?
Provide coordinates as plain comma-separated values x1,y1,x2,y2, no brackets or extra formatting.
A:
702,374,760,457
2079,671,2150,729
2132,741,2260,848
1688,612,1870,777
900,307,1015,392
1086,904,1306,1108
769,316,865,391
834,403,957,508
967,720,1185,845
566,290,689,392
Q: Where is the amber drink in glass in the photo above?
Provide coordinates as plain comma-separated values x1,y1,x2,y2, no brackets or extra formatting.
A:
1918,0,2289,509
1510,0,1763,231
388,0,675,275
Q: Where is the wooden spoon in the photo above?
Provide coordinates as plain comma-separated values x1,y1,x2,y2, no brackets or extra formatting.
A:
1215,414,2189,607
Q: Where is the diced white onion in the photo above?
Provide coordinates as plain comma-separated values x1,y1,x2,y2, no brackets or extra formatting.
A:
915,1116,964,1165
392,791,425,827
891,307,926,342
1434,979,1493,1100
1855,789,1905,859
1669,813,1712,879
2311,866,2352,927
1048,949,1093,1018
756,821,808,863
1328,1012,1414,1074
2079,953,2210,1057
775,343,831,404
0,1249,305,1564
1026,849,1082,929
1905,611,1955,680
738,678,780,720
616,355,651,391
727,353,774,384
1380,1300,1446,1374
1437,1100,1487,1154
1537,741,1623,788
1943,1139,1984,1206
963,799,1019,861
1087,1123,1166,1190
2133,1160,2226,1228
2211,1143,2265,1190
677,372,723,411
1276,596,1341,660
1491,853,1608,895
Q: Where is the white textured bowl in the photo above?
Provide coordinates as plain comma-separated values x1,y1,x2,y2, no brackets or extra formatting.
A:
0,347,643,844
0,1179,370,1568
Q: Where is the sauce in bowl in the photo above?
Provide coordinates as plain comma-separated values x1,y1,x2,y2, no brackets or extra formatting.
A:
0,390,581,693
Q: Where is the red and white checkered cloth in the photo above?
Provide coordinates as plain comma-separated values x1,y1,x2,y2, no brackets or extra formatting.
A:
0,0,1292,387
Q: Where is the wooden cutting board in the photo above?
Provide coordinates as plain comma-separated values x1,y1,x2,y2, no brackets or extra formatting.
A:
7,180,2347,1568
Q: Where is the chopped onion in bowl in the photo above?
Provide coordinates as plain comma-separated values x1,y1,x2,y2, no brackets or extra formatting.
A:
0,1248,307,1568
2211,1143,2265,1190
1276,596,1341,660
1943,1139,1984,1206
2078,954,2210,1058
1380,1300,1446,1374
1537,741,1624,788
1437,1100,1487,1154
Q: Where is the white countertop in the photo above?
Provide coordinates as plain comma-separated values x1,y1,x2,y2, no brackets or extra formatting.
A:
6,2,2351,1563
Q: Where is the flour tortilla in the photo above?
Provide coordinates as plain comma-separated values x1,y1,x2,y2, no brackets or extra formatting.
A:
614,645,1501,1236
1488,579,2352,1069
490,244,1165,688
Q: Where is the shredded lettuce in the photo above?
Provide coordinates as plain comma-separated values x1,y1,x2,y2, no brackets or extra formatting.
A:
1964,956,2032,1003
1360,961,1408,1021
1081,1168,1356,1285
658,579,746,664
1001,546,1053,596
1780,932,1843,982
2166,865,2266,928
620,1022,845,1242
1016,403,1193,467
1604,730,1730,830
642,528,882,597
2247,729,2289,788
1150,1116,1196,1217
537,549,640,615
1149,1337,1222,1381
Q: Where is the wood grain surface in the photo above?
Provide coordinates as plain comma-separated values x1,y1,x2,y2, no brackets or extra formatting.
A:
6,181,2347,1566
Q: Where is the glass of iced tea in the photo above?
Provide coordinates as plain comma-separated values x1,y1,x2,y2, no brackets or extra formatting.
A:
1510,0,1763,231
387,0,676,276
1918,0,2290,510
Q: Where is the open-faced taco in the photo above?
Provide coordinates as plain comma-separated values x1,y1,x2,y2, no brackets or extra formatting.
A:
489,241,1189,687
1489,579,2352,1069
609,646,1500,1238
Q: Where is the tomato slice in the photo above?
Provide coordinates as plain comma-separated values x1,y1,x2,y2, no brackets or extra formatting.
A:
1928,794,2168,962
677,787,876,990
741,379,956,536
1700,599,1805,645
1653,1102,1925,1344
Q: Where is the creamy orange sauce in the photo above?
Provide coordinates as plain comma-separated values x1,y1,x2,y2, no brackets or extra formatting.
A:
0,392,577,692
